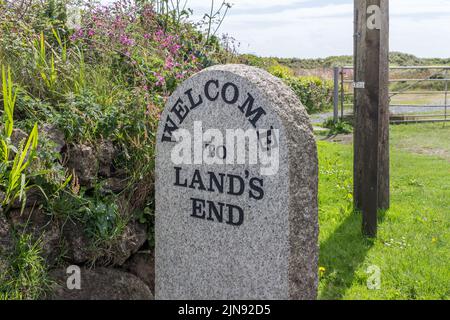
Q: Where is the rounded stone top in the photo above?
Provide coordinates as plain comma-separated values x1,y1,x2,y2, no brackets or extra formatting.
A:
195,64,313,137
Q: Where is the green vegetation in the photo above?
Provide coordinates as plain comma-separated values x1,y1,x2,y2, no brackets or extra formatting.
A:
322,119,353,136
1,67,40,210
389,52,450,67
240,51,450,114
391,123,450,161
241,52,450,113
272,52,450,70
0,0,236,299
1,0,449,301
318,123,450,300
284,77,333,113
240,54,334,113
0,234,52,300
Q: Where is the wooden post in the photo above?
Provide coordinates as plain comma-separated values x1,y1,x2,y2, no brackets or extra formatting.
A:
340,68,345,120
353,0,390,237
333,67,340,123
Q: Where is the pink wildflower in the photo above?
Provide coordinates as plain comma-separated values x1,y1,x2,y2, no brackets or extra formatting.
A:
164,57,175,70
119,35,135,46
155,73,166,87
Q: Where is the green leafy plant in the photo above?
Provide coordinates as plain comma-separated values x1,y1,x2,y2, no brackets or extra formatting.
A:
52,28,67,63
286,76,334,113
1,65,16,159
34,32,58,92
267,63,294,79
323,119,353,136
1,65,40,210
83,198,124,242
2,124,39,207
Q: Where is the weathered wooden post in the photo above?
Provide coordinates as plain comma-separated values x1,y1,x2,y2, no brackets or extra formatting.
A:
340,68,345,120
353,0,390,237
333,67,340,123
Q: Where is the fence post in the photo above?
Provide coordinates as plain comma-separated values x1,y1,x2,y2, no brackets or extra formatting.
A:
333,67,340,123
340,67,345,120
445,69,448,123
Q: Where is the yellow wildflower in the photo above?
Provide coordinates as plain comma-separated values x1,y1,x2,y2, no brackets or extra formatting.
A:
319,267,326,276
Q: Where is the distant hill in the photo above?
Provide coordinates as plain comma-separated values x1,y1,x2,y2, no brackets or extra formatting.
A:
242,52,450,70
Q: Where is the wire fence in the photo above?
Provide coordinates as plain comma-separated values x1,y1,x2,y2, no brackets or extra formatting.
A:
333,66,450,124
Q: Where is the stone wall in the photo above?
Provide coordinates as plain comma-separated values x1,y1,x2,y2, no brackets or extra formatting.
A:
0,126,154,300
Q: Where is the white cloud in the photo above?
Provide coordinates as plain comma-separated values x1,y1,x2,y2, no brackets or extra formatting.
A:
100,0,450,58
188,0,309,11
391,0,450,15
210,0,450,58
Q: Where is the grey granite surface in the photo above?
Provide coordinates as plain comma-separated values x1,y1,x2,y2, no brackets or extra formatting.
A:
155,64,318,300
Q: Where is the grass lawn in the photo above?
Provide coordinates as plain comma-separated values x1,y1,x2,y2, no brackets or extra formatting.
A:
391,123,450,161
317,125,450,300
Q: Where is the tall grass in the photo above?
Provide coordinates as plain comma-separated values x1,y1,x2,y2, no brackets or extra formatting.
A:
0,234,51,300
1,66,16,142
1,65,39,210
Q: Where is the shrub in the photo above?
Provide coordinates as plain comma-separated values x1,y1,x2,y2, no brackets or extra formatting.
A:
237,55,333,114
323,119,353,135
285,76,333,114
267,64,294,79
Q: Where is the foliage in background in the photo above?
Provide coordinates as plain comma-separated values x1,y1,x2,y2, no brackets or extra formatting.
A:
285,76,333,113
275,52,450,71
0,0,236,299
240,52,450,113
240,54,333,113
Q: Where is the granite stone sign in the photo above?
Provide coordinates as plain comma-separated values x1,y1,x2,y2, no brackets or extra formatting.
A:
155,64,318,300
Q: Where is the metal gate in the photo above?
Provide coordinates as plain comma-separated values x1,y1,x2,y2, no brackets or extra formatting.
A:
333,66,450,124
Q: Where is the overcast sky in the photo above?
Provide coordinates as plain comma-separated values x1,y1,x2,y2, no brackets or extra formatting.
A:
104,0,450,58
